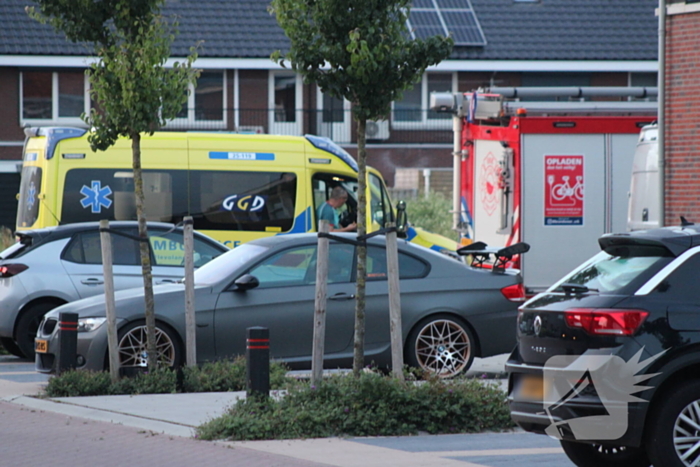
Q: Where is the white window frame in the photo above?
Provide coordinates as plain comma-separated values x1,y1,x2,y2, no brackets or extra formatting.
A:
268,71,303,135
391,72,457,130
168,70,227,129
19,70,89,127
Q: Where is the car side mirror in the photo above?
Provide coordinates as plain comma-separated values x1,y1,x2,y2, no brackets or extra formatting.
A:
232,274,260,292
396,200,408,238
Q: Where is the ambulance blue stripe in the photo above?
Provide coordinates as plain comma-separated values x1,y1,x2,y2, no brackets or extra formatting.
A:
209,152,275,161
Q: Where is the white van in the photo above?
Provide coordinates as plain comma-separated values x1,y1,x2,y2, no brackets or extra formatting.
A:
627,123,659,231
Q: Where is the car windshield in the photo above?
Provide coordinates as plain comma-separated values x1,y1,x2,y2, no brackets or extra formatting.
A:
551,246,671,294
194,243,269,285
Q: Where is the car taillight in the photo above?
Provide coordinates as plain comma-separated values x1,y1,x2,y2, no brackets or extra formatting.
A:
565,308,649,336
0,264,28,277
501,283,526,302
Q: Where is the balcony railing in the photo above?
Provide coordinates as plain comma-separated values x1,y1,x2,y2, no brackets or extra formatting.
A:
165,108,455,145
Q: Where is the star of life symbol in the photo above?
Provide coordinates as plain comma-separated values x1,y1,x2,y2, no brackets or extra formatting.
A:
542,348,664,441
80,180,113,214
26,181,36,211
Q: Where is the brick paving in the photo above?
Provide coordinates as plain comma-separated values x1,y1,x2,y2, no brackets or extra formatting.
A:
0,401,329,467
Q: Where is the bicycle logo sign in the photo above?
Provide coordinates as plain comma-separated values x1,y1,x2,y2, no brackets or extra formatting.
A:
544,155,584,226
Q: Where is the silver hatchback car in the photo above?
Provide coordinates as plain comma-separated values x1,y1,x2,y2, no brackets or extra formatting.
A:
0,221,227,359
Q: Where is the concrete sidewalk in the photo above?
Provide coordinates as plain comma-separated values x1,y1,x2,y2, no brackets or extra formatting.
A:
0,354,573,466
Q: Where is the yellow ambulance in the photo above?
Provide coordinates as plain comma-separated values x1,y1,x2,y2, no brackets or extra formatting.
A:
16,127,457,252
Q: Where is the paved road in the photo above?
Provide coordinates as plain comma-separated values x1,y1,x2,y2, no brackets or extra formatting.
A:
0,354,574,466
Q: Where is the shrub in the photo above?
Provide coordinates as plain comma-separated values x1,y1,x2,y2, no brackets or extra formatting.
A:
0,226,14,251
405,192,458,242
196,372,512,441
182,356,290,393
44,358,292,397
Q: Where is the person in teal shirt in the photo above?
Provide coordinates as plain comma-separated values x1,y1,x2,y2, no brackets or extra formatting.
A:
317,186,357,232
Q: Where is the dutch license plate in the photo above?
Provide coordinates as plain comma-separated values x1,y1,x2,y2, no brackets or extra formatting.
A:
35,339,48,354
517,374,544,401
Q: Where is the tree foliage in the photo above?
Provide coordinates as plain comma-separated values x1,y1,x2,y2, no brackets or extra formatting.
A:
271,0,452,121
271,0,453,376
29,0,199,371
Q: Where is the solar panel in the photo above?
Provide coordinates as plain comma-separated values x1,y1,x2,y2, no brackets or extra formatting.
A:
406,0,487,46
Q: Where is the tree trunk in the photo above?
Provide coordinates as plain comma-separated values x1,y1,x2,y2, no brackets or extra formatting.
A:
353,117,368,376
131,133,157,370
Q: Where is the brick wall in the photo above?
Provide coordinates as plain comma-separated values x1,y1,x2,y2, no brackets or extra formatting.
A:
665,11,700,225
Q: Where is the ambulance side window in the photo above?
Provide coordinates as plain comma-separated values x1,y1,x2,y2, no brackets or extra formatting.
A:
312,173,358,230
16,166,42,228
191,171,297,232
369,173,393,229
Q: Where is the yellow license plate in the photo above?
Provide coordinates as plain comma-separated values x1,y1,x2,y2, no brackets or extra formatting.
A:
35,339,48,354
517,375,544,401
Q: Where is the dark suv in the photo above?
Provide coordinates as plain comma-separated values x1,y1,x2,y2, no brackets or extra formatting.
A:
507,223,700,467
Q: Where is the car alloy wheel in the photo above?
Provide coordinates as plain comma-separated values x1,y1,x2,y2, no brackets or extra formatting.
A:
118,324,178,368
409,317,474,378
673,400,700,465
647,380,700,467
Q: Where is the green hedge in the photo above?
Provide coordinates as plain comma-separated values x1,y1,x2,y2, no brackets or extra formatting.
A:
197,372,512,440
43,357,291,397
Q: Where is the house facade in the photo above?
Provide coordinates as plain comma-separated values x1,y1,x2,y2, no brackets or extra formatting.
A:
663,0,700,226
0,0,658,229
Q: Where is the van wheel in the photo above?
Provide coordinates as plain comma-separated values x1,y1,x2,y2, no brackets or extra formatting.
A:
646,380,700,467
405,315,474,378
0,337,25,359
16,302,60,360
560,441,650,467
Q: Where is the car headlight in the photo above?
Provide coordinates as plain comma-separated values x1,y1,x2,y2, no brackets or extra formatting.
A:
77,317,107,332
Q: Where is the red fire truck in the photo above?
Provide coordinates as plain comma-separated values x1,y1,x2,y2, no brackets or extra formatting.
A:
431,88,657,293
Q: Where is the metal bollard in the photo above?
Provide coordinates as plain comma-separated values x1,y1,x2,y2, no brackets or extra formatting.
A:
56,311,78,375
246,327,270,399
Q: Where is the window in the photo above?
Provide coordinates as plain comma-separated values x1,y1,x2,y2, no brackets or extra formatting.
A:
16,166,42,229
274,74,297,123
519,73,591,101
61,228,222,268
172,71,226,128
630,73,658,102
369,173,393,229
249,246,316,288
650,253,700,301
312,173,359,230
148,229,224,268
60,169,298,233
62,230,140,265
393,73,456,127
21,70,87,123
366,246,429,280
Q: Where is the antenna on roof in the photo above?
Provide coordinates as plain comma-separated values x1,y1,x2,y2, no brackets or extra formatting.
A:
680,216,694,227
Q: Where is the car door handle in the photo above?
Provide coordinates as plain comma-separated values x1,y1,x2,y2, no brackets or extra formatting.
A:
81,278,104,285
157,279,177,284
329,293,355,301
